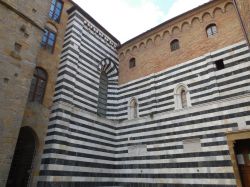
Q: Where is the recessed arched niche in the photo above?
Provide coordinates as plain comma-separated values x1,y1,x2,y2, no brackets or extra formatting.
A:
213,7,223,18
202,12,212,22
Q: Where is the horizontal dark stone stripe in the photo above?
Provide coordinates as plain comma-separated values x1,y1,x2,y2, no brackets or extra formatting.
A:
117,150,230,161
217,74,250,87
40,170,235,179
191,89,219,100
43,148,115,161
146,132,225,152
139,96,173,108
41,157,232,169
130,123,236,142
44,139,119,154
191,81,250,101
37,181,236,187
41,158,115,169
43,148,230,162
192,91,247,105
202,141,228,147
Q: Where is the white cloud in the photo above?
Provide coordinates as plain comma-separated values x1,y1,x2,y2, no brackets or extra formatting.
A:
166,0,210,20
73,0,210,43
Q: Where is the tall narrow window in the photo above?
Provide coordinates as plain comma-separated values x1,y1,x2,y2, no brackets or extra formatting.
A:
181,89,188,109
28,67,47,103
97,71,108,117
206,24,217,37
41,29,56,53
129,98,138,119
170,39,180,51
49,0,63,22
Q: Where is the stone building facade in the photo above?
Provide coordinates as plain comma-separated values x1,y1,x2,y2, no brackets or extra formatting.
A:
1,0,250,187
37,0,250,187
0,0,73,186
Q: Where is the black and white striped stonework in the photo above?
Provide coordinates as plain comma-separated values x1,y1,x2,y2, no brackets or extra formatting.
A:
38,6,250,187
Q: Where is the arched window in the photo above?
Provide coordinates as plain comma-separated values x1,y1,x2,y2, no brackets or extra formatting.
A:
206,24,217,37
181,89,188,109
129,57,136,68
97,71,108,117
174,84,191,110
129,98,138,119
28,67,47,103
170,39,180,51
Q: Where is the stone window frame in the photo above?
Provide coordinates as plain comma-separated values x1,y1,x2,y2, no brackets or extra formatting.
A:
128,97,139,120
174,83,191,110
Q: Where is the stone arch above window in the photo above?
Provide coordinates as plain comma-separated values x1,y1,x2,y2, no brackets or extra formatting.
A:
174,84,191,110
128,97,138,120
206,23,217,37
170,39,180,51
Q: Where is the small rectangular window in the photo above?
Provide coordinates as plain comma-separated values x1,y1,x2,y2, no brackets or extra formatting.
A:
215,59,225,71
41,29,56,53
49,0,63,22
129,58,136,68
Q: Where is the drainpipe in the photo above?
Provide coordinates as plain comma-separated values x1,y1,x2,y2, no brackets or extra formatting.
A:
232,0,250,50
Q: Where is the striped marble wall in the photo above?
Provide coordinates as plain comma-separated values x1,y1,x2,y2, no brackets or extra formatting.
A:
38,6,250,187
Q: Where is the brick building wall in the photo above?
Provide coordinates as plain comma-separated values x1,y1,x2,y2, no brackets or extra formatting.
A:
118,1,244,84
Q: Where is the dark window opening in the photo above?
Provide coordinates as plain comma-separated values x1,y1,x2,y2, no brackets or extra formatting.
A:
170,39,180,51
215,59,225,71
97,71,108,117
129,58,136,68
41,29,56,53
206,24,217,37
49,0,63,22
28,67,47,103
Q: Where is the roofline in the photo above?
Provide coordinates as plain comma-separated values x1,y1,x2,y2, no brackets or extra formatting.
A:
118,0,220,49
67,1,120,45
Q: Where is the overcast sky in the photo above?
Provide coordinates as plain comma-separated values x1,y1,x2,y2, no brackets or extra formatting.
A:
73,0,210,43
